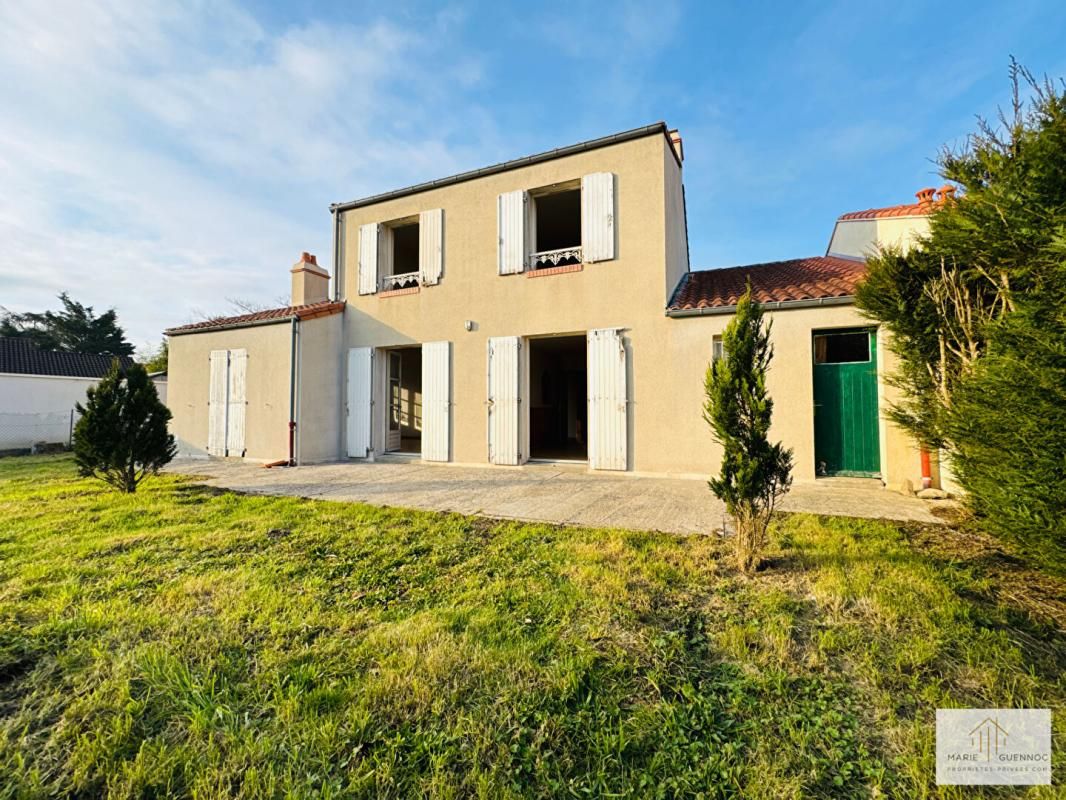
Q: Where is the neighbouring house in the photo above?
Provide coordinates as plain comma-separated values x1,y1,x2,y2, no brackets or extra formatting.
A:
166,122,948,488
148,371,168,405
0,337,134,451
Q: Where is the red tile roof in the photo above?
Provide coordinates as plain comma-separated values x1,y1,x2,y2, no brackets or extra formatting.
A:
166,300,345,336
837,186,954,220
837,202,931,221
668,256,866,311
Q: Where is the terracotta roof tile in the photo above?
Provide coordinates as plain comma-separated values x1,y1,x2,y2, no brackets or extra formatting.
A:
166,300,345,335
0,337,134,378
668,256,866,311
837,202,931,220
838,186,956,220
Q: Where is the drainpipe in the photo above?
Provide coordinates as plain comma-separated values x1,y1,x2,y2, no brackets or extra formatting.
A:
920,447,932,489
288,316,300,466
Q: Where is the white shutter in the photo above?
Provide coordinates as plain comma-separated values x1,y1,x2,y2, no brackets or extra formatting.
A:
358,223,379,295
587,328,627,470
346,347,374,457
497,189,527,275
207,350,228,456
582,172,616,262
226,349,247,456
487,336,521,464
419,208,444,285
421,341,451,461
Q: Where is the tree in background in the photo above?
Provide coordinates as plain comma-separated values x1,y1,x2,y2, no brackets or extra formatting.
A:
0,293,134,356
704,286,793,574
856,62,1066,571
74,361,175,493
141,340,168,373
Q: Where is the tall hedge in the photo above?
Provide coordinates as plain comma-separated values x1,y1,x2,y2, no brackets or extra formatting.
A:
856,62,1066,572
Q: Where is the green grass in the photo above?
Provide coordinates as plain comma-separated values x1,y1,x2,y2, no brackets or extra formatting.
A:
0,456,1062,799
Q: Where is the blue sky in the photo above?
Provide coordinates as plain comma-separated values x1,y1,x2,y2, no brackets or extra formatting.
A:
1,1,1064,346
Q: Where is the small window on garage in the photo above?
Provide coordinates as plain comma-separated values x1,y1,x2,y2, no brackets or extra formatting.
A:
814,331,871,364
712,335,725,363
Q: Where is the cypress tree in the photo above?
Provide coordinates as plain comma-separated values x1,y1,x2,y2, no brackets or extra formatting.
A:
704,286,793,573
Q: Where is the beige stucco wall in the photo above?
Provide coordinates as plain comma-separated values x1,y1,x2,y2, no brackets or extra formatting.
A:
658,305,920,484
168,323,293,461
296,313,344,464
663,143,690,305
334,133,670,468
169,314,342,464
321,130,925,485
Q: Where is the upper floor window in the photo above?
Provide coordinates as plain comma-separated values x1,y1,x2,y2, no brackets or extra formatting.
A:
382,217,421,291
356,208,443,296
498,172,615,276
530,183,582,269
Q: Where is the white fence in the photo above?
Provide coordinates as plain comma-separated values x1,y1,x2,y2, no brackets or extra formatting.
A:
0,410,77,451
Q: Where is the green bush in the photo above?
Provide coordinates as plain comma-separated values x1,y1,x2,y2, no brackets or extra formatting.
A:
856,62,1066,571
74,361,176,493
946,261,1066,573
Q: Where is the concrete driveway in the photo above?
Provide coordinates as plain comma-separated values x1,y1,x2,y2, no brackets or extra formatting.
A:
167,457,942,534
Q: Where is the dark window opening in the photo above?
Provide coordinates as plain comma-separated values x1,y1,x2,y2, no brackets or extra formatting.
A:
814,331,871,364
528,335,587,461
390,222,420,276
533,188,581,268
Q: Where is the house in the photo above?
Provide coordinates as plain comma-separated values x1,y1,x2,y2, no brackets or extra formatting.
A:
0,337,134,451
166,122,945,488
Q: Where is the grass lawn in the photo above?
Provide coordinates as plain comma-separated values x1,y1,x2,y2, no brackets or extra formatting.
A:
0,456,1062,798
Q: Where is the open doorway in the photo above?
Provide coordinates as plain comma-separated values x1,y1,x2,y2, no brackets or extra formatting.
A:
385,346,422,455
528,334,587,461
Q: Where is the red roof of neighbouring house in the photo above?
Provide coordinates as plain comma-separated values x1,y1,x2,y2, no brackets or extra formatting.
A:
667,256,866,312
165,300,345,336
837,185,954,221
837,203,930,220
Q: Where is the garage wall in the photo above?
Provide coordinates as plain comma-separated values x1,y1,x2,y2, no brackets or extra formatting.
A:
168,323,292,460
296,313,344,463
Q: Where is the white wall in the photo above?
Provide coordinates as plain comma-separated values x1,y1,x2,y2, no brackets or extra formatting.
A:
827,216,930,259
0,373,97,448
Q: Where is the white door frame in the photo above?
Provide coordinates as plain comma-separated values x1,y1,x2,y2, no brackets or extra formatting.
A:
374,344,423,458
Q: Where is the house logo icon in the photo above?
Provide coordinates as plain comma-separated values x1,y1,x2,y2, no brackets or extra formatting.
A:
970,717,1008,761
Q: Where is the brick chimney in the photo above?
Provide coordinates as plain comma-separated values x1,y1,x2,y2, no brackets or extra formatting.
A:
290,252,329,305
915,187,937,209
936,184,956,203
668,129,684,162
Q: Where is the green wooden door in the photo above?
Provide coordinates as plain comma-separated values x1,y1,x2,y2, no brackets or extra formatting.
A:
813,329,880,477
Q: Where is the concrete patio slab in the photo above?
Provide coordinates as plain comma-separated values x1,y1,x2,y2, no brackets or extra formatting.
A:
167,457,942,534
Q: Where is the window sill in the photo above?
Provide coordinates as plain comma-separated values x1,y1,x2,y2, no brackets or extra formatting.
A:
526,262,584,278
378,285,420,298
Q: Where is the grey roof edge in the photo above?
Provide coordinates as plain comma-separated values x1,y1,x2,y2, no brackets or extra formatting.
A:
331,122,675,213
666,295,856,318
